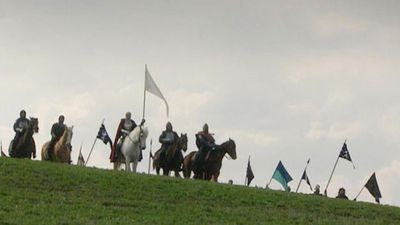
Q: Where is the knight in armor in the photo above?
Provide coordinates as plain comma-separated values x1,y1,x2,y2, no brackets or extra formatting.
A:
10,110,30,152
195,123,217,169
47,115,66,160
111,112,137,162
159,122,179,166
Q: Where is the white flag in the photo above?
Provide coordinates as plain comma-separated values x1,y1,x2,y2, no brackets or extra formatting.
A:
77,148,85,166
145,65,169,117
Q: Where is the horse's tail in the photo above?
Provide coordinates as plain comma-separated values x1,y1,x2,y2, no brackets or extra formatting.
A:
41,142,50,161
183,151,196,179
152,150,160,174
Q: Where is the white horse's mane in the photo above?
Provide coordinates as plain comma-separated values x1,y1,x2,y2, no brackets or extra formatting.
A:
129,126,148,142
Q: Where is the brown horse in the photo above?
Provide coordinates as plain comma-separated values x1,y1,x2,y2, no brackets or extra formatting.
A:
9,118,39,159
41,126,73,163
183,138,236,181
153,133,188,177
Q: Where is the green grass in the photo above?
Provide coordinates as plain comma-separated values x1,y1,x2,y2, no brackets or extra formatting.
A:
1,158,400,225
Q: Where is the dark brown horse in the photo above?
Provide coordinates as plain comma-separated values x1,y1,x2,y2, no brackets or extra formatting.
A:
153,133,188,177
9,118,39,159
183,138,236,181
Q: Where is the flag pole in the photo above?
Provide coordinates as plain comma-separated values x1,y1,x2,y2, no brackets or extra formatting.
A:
296,158,311,193
324,139,346,195
266,176,274,189
85,118,105,166
142,64,147,120
148,139,152,175
354,186,366,201
324,155,339,195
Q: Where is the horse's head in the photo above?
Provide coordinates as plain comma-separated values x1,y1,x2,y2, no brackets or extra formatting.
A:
138,126,148,150
65,126,74,146
29,117,39,133
179,133,188,152
222,138,236,160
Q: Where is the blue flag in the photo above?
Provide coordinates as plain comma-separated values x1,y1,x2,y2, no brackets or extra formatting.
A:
97,124,112,146
272,161,293,191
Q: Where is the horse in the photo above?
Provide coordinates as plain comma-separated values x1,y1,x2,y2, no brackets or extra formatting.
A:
183,138,236,182
41,126,74,163
114,125,148,172
9,117,39,159
153,133,188,177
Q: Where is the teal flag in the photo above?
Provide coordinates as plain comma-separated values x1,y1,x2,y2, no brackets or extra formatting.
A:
272,161,293,191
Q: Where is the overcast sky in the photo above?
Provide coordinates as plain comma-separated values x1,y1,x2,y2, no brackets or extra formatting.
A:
1,0,400,206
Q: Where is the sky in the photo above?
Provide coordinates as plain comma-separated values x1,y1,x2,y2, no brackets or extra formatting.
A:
1,0,400,206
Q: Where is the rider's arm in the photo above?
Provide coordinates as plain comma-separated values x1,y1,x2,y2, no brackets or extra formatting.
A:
159,132,166,144
51,124,57,138
13,120,20,132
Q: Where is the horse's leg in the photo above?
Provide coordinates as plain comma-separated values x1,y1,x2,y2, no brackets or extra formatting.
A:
212,171,220,182
132,160,138,173
125,157,131,172
174,169,181,178
163,167,169,176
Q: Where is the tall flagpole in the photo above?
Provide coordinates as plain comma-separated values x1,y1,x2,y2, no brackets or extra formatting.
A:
296,158,311,193
324,139,347,195
354,186,366,201
143,64,147,120
266,176,274,189
85,118,105,166
324,156,339,195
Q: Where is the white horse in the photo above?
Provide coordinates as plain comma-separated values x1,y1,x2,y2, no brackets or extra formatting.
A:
120,125,148,172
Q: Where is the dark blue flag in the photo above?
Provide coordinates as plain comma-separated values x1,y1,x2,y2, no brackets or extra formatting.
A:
365,172,382,204
301,170,313,191
97,124,112,146
246,157,255,186
339,143,352,162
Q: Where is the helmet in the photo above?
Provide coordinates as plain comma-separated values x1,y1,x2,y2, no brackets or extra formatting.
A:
125,112,131,119
20,110,26,118
203,123,209,133
166,122,172,131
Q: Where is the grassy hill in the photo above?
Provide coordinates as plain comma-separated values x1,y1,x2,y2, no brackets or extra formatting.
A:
0,158,400,225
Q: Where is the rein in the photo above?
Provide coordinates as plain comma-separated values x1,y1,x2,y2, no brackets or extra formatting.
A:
126,126,142,145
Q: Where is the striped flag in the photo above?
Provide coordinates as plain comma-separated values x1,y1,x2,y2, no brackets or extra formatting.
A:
271,161,293,191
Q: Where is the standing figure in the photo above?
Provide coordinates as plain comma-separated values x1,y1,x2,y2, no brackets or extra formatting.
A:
336,187,349,200
111,112,137,162
47,115,66,160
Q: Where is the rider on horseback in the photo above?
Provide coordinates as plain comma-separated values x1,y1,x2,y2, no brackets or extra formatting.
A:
111,112,137,162
47,115,66,160
195,123,218,169
10,110,30,152
159,122,179,166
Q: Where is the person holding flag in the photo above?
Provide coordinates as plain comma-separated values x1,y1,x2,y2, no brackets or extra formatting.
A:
111,112,137,162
